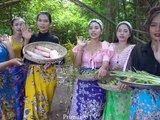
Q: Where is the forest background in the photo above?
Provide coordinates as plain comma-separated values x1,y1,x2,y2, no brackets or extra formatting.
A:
0,0,159,64
1,1,160,118
1,0,160,43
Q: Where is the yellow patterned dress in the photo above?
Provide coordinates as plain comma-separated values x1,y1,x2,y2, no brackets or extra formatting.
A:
9,36,23,58
23,64,57,120
23,32,59,119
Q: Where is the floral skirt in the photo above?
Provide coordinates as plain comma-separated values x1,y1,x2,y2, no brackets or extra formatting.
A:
0,65,28,120
69,68,106,120
23,64,57,120
102,90,131,120
129,88,160,120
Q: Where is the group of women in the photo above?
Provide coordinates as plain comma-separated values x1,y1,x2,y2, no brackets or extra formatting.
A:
0,6,160,120
0,11,59,119
69,6,160,120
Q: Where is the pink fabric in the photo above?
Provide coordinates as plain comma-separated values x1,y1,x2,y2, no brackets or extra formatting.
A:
109,43,135,70
72,41,114,69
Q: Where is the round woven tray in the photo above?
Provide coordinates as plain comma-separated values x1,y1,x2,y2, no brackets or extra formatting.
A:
98,82,132,92
23,42,67,64
77,73,110,81
77,73,97,80
120,80,160,89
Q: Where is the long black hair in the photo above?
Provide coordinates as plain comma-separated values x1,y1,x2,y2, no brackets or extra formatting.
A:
36,11,52,23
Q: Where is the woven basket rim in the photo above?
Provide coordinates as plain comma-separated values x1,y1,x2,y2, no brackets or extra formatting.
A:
77,73,110,81
98,82,132,92
77,73,96,80
23,41,67,64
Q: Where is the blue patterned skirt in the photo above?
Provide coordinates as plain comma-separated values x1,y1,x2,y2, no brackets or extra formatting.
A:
69,68,106,120
129,88,160,120
0,64,28,120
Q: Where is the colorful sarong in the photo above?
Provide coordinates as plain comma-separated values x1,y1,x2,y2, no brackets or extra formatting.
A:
0,64,27,120
23,64,57,120
10,65,28,120
129,88,160,120
102,90,131,120
69,68,106,120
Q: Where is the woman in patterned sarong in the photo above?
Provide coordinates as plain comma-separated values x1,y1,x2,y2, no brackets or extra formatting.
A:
102,21,135,120
22,11,59,119
128,6,160,120
0,35,25,120
69,19,114,120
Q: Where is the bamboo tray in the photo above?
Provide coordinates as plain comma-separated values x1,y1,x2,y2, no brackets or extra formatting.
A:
23,41,67,64
77,73,109,81
120,80,160,89
77,73,97,80
98,82,132,92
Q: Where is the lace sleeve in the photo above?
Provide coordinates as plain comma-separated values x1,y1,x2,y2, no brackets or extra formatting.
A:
102,42,115,62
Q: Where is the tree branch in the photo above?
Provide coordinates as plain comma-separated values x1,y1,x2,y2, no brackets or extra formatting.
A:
70,0,116,25
0,0,20,7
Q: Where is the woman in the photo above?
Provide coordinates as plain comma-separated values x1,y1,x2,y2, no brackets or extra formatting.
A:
128,6,160,120
0,35,23,119
69,19,113,120
22,11,59,119
102,21,135,120
10,17,25,58
9,18,28,120
8,17,28,120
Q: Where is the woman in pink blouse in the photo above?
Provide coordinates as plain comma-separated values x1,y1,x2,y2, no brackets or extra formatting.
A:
69,19,113,120
102,21,135,120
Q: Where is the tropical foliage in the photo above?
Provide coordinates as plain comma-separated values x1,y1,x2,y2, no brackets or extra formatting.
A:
0,0,160,44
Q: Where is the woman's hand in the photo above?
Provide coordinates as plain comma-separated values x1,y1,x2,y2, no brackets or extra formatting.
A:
2,35,15,59
43,63,51,70
77,36,87,49
96,67,107,79
9,58,22,66
21,24,32,45
2,35,11,46
118,82,127,90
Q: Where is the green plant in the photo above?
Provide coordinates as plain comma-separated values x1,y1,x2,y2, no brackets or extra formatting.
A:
64,40,78,85
64,40,75,65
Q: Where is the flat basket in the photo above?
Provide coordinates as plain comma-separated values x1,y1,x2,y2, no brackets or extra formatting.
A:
120,79,160,89
77,73,97,81
77,72,110,81
23,41,67,64
98,82,132,92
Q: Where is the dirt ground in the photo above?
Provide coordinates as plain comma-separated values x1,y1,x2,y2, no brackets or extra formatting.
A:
49,66,74,120
49,82,73,120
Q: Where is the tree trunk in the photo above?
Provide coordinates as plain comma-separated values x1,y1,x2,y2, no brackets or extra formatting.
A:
105,0,118,42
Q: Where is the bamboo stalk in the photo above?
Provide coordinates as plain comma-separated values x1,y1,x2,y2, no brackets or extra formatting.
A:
0,0,20,7
110,70,160,84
